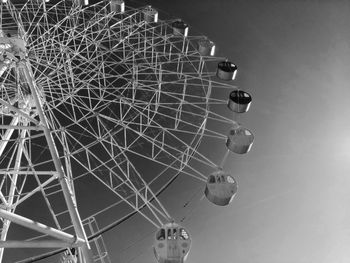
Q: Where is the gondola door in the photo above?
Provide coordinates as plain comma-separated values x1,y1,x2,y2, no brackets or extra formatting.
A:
167,227,181,262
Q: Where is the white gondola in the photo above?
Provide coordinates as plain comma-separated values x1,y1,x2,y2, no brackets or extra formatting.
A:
172,20,189,37
110,0,125,13
154,222,191,263
216,61,237,81
227,90,252,113
197,38,215,56
142,6,158,23
226,126,254,154
205,170,238,206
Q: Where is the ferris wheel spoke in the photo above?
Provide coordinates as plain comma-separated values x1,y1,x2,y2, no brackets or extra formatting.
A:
121,90,230,136
97,112,215,181
95,119,173,222
68,152,164,229
122,83,234,127
97,92,223,170
66,110,202,193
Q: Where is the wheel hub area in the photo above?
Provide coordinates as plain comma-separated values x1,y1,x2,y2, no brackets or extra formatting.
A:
0,33,44,116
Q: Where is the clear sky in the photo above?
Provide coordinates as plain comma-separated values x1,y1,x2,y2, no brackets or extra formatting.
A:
3,1,350,263
114,1,350,263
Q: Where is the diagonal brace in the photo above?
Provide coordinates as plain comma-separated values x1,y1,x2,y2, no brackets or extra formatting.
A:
0,209,85,245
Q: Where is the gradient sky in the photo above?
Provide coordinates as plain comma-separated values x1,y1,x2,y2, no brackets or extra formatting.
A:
114,1,349,263
4,0,350,262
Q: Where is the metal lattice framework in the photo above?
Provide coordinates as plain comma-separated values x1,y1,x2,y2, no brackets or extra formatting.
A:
0,1,244,262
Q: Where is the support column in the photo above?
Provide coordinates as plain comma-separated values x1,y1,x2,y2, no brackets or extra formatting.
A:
19,62,93,263
0,116,22,263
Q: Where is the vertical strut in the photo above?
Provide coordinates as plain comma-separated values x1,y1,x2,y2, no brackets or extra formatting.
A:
19,62,94,263
0,117,23,263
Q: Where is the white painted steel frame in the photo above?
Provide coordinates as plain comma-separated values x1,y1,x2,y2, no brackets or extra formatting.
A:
0,1,244,262
20,63,94,263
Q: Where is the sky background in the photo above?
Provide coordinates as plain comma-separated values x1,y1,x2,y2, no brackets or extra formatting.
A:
3,0,350,262
116,1,350,263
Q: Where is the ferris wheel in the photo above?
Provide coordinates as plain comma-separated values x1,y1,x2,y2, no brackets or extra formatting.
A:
0,1,254,263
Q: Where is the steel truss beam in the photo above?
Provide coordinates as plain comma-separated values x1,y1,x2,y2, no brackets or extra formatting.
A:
0,209,85,245
19,60,94,263
0,240,80,248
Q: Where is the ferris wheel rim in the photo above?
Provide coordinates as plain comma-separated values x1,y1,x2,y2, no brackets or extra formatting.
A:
0,1,245,262
3,0,211,219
